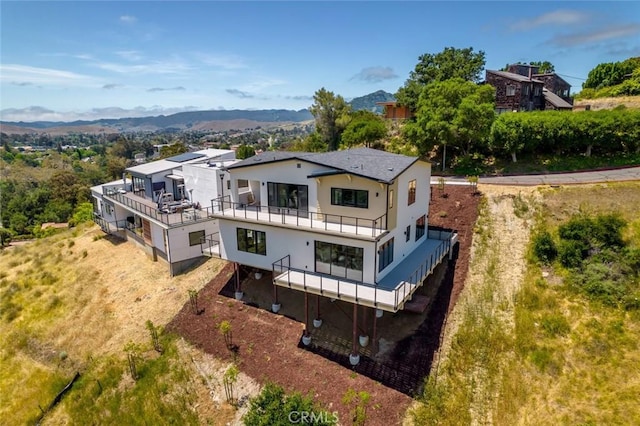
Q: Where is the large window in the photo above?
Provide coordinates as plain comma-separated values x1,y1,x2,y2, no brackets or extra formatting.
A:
408,180,416,205
378,238,394,272
506,85,516,96
267,182,308,214
189,230,205,246
315,241,363,281
416,215,426,241
237,228,266,255
331,188,368,208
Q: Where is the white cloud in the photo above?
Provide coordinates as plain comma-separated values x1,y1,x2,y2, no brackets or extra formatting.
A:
147,86,186,92
119,15,137,24
351,66,398,83
194,52,247,70
0,64,98,87
91,59,191,75
510,10,589,31
115,50,143,61
549,23,640,47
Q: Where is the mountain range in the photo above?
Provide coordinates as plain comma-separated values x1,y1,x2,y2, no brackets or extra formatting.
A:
1,90,396,134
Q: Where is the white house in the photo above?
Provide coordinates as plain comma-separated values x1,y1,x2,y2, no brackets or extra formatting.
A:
206,147,457,365
91,149,237,276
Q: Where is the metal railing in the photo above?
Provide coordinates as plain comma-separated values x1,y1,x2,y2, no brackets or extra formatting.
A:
212,195,387,238
272,234,452,312
103,187,216,227
200,232,221,257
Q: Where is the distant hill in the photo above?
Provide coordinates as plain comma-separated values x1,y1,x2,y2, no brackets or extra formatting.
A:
349,90,395,113
1,109,314,134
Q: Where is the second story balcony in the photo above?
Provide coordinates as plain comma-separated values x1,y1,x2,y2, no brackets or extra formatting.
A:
103,186,217,227
210,195,387,239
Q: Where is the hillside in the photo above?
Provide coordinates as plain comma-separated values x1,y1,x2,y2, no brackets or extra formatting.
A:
573,95,640,111
349,90,395,113
1,109,313,134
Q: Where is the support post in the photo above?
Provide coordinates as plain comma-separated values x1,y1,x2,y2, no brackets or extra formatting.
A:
235,262,240,292
351,304,358,356
316,294,321,321
304,293,309,337
372,308,378,355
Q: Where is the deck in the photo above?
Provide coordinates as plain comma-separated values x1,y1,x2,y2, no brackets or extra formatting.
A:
210,197,386,239
273,235,454,312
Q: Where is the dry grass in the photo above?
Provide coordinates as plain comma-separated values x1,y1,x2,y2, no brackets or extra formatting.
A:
574,95,640,111
409,182,640,425
0,224,258,425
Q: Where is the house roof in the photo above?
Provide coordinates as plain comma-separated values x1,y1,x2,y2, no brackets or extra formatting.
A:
486,70,544,84
126,148,234,176
226,147,419,184
543,89,573,109
533,73,571,87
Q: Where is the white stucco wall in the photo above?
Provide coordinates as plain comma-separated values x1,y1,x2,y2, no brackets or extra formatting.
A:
182,164,227,208
167,219,219,263
217,218,378,283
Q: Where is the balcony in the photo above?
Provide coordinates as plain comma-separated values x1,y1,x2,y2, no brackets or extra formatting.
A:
272,232,454,312
211,196,387,239
103,187,217,227
200,232,221,257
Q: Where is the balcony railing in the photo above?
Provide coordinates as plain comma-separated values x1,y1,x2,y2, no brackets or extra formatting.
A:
200,232,221,258
272,235,452,312
103,187,216,227
212,195,387,238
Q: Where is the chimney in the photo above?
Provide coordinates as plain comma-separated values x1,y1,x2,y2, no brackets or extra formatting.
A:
528,66,532,80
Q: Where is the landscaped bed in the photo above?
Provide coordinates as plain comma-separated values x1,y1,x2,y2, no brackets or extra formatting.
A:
167,184,480,425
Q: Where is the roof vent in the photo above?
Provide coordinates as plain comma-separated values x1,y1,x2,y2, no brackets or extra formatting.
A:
388,167,394,171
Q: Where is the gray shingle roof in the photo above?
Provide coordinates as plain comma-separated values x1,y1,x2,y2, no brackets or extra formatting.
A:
543,89,573,109
486,70,544,84
227,147,418,183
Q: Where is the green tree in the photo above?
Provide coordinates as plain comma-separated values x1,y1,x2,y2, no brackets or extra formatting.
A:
529,60,555,73
341,111,388,148
309,88,351,151
0,228,13,247
583,57,640,89
159,142,188,159
397,46,486,111
236,144,256,159
404,78,495,170
287,133,328,152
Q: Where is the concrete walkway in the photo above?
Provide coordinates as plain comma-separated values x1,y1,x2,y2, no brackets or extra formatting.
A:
431,166,640,186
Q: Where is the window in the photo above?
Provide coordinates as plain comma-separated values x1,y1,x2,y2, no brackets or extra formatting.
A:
378,238,394,272
534,86,542,96
227,180,231,190
267,182,308,212
389,189,394,209
132,176,145,192
406,225,411,242
506,85,516,96
237,228,266,255
331,188,368,208
315,241,363,281
238,179,249,188
416,215,426,241
104,202,114,216
523,85,530,96
189,230,205,246
408,180,416,205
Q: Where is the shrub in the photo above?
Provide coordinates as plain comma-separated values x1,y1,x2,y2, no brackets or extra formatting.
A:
540,313,570,337
532,231,557,264
243,382,336,426
558,240,585,268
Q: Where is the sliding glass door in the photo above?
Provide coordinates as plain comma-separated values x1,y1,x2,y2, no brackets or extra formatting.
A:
315,241,363,282
267,182,308,217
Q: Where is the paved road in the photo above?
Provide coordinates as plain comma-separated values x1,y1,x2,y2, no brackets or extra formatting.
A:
431,166,640,186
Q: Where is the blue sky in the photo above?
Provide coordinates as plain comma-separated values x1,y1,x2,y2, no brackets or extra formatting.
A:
1,1,639,122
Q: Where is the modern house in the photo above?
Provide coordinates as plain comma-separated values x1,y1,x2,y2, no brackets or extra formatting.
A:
204,147,457,365
485,64,573,113
376,101,413,120
91,148,237,276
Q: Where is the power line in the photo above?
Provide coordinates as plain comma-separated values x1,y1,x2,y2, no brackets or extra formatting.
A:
557,73,586,81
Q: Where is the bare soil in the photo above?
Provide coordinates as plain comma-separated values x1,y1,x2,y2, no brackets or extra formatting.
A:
167,185,481,425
